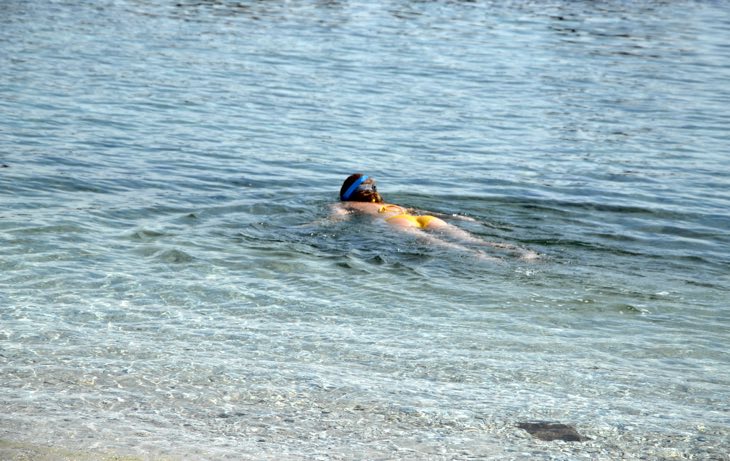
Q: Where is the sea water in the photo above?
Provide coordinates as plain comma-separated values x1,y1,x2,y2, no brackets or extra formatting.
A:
1,1,729,459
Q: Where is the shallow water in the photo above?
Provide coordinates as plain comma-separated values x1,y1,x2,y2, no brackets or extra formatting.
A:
1,0,729,459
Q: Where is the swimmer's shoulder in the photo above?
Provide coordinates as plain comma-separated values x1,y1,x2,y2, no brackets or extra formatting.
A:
338,201,384,215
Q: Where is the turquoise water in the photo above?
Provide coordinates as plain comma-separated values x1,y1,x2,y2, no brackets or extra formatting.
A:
1,0,729,459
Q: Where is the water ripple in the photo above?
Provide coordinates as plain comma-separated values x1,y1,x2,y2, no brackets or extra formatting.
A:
2,0,729,459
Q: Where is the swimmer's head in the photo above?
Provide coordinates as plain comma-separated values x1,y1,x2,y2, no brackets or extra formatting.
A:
340,173,384,203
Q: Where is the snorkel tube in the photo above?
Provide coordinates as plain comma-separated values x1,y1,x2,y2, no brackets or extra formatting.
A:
341,175,368,201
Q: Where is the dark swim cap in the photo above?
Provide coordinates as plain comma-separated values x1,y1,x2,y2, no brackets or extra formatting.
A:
341,175,368,200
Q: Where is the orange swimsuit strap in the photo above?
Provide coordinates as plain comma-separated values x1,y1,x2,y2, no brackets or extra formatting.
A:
378,204,406,214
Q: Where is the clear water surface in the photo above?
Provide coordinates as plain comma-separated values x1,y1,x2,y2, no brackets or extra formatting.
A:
1,0,729,459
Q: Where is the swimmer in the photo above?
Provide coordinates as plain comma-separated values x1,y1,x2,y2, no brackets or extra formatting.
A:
333,173,538,261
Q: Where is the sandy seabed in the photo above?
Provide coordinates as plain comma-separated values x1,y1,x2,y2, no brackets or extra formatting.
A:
0,440,148,461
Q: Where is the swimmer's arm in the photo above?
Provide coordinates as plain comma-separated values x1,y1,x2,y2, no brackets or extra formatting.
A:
298,204,351,228
329,203,352,221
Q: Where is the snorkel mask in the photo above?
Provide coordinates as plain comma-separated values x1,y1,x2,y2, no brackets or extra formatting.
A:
341,175,378,201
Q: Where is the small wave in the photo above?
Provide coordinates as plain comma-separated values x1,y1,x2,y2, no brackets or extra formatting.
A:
128,228,170,241
154,248,194,264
